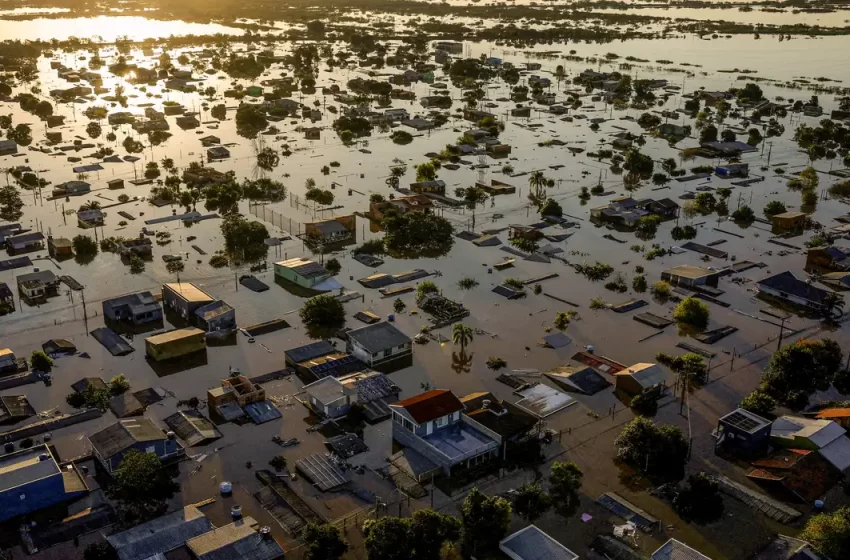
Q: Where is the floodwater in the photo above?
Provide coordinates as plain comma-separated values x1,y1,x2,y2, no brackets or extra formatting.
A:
0,16,245,41
1,10,850,559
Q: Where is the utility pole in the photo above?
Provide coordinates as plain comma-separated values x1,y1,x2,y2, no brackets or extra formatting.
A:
777,315,789,351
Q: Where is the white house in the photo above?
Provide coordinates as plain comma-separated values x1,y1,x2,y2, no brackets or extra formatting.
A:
346,321,412,373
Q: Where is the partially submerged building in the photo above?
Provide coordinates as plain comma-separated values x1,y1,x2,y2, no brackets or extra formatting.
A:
346,321,413,372
0,444,88,522
661,265,721,289
102,291,163,325
16,269,60,302
274,257,339,291
162,282,215,322
715,408,772,458
614,363,667,395
756,271,833,313
89,418,182,474
771,415,850,472
390,389,499,476
145,328,207,361
500,525,579,560
303,376,356,418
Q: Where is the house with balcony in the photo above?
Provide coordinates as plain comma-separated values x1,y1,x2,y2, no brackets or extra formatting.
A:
390,389,500,476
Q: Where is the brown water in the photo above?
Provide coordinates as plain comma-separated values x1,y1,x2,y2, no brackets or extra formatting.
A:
1,12,850,559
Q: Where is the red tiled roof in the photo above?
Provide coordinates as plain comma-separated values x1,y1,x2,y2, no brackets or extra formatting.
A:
816,408,850,419
394,389,464,424
752,448,810,470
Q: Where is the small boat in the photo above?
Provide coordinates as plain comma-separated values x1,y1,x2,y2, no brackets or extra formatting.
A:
494,258,515,270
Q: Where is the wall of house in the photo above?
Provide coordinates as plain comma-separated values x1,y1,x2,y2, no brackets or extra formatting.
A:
107,439,180,473
718,422,770,458
0,470,66,522
758,285,822,310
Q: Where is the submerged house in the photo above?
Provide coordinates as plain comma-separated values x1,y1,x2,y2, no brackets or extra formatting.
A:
346,321,412,372
614,363,667,395
162,282,214,322
274,257,339,291
16,270,60,302
304,215,356,245
661,265,721,289
771,415,850,472
390,389,499,476
89,418,182,474
0,444,89,522
6,231,45,254
715,408,772,458
194,300,236,334
145,328,207,361
102,291,163,325
756,271,834,313
303,376,356,418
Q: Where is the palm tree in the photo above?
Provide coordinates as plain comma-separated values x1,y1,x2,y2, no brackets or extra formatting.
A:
554,65,565,90
821,291,845,323
510,236,538,254
452,323,474,352
528,170,546,201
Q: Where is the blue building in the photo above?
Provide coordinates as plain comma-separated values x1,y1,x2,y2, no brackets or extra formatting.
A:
715,408,772,458
194,300,236,333
89,419,183,474
390,389,499,477
0,444,88,522
102,291,163,325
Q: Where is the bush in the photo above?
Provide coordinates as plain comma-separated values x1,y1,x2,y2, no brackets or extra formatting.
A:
763,200,787,218
671,225,697,241
325,258,341,274
72,235,98,256
630,391,657,416
589,297,608,310
353,239,386,255
652,281,671,299
673,296,710,328
109,374,130,395
731,204,755,223
575,262,614,281
674,472,724,524
30,350,53,373
632,274,647,293
486,356,507,370
416,281,439,303
540,198,563,217
269,455,287,471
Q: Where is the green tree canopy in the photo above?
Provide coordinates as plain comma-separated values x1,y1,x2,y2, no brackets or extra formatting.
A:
106,450,179,524
303,522,349,560
800,506,850,559
461,488,511,557
615,417,688,481
549,461,584,520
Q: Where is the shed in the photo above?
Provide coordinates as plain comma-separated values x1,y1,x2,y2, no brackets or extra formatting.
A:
615,363,667,395
716,408,771,458
772,211,807,234
303,377,356,418
145,328,206,361
661,265,720,288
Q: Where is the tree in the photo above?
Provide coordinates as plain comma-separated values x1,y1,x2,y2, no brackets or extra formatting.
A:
383,211,453,258
300,294,346,329
632,274,648,293
84,542,117,560
364,517,411,560
763,200,787,218
800,506,850,559
106,450,179,524
269,455,287,471
789,167,819,191
699,124,718,144
461,488,511,557
528,170,547,200
821,291,845,323
549,461,583,520
409,509,461,560
452,323,473,352
674,472,724,524
0,184,24,221
739,389,776,418
513,483,551,522
393,298,406,313
325,258,341,274
509,236,538,254
761,339,843,409
615,417,688,481
30,350,52,373
693,192,717,214
165,260,184,275
673,296,710,328
109,374,130,395
630,391,658,416
731,204,755,223
635,215,661,240
211,104,227,120
72,234,98,257
221,215,269,263
540,198,562,217
304,523,349,560
416,281,439,303
416,161,438,182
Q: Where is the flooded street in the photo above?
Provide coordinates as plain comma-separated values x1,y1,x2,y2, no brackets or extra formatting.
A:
2,3,850,559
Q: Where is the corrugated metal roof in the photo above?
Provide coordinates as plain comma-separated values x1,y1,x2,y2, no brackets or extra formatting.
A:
89,419,165,459
107,506,212,560
500,525,578,560
164,283,214,303
146,328,205,346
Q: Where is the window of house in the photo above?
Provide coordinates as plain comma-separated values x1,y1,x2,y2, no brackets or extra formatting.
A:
434,415,447,428
145,446,156,453
383,349,392,357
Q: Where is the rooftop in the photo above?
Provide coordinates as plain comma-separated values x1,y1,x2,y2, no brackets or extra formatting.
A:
0,444,60,493
815,408,850,419
664,265,717,280
771,416,846,448
303,376,355,405
499,525,579,560
107,505,213,560
757,271,831,306
651,539,712,560
275,257,329,279
393,389,465,424
347,321,411,354
616,363,667,387
164,282,215,303
146,327,206,345
195,300,234,322
89,418,166,459
720,408,771,433
285,340,336,363
186,517,283,560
